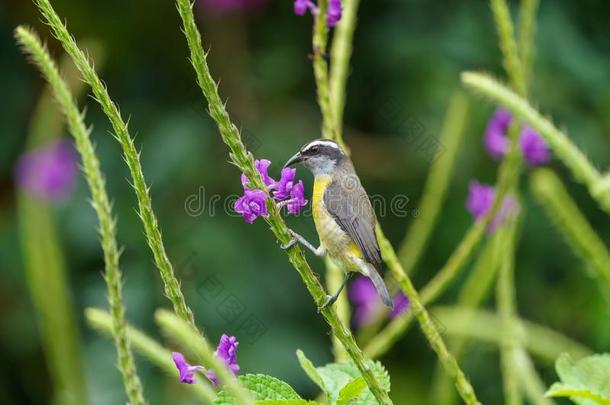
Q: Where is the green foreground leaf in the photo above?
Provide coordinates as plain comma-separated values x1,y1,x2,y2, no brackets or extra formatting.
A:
545,353,610,405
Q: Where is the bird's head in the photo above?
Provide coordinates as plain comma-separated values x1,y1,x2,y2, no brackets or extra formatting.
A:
284,139,346,176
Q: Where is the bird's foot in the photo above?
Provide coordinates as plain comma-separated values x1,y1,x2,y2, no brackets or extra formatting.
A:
280,230,297,250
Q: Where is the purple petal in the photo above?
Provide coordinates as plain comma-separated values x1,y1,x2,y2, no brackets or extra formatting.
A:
206,335,240,386
484,108,512,160
466,181,520,234
294,0,317,16
390,293,410,319
15,139,78,201
273,167,297,201
172,352,203,384
466,181,495,220
349,276,383,327
234,189,269,223
326,0,343,27
519,125,549,166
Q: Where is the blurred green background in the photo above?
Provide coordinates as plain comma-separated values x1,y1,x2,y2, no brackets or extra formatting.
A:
1,0,610,404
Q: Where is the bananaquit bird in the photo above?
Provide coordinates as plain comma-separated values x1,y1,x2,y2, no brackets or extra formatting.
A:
282,139,393,310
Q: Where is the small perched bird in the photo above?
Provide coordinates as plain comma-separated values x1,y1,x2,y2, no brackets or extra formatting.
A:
282,139,393,310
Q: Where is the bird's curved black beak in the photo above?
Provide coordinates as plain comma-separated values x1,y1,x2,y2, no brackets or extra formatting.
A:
284,151,304,168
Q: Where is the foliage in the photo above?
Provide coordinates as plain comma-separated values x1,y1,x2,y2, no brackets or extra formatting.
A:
546,354,610,405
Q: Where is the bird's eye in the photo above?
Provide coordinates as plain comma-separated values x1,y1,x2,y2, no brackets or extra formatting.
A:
309,146,319,154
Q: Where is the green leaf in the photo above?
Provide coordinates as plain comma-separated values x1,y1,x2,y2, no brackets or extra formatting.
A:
317,361,390,405
545,353,610,405
214,374,302,405
296,350,390,405
337,377,367,404
296,349,326,394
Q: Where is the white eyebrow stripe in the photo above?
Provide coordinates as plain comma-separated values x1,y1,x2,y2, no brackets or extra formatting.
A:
303,140,340,151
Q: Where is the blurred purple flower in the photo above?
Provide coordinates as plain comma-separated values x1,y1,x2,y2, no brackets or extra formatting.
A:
466,181,495,221
520,125,550,166
199,0,268,15
293,0,342,27
206,334,240,386
349,276,409,327
294,0,318,16
15,139,78,201
326,0,343,27
484,108,549,166
349,276,382,327
484,108,511,160
234,188,269,223
390,293,410,319
172,352,204,384
466,181,520,233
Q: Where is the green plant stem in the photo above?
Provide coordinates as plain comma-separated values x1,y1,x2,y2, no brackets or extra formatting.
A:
329,0,360,136
321,0,361,361
16,26,147,405
513,348,555,405
461,72,610,214
430,234,502,405
398,91,469,274
15,37,88,405
326,257,350,361
518,0,539,89
530,169,610,303
376,227,481,405
33,0,196,326
311,0,346,149
365,220,487,358
496,223,522,405
173,0,391,402
431,306,592,361
155,309,253,405
490,0,526,96
86,308,216,404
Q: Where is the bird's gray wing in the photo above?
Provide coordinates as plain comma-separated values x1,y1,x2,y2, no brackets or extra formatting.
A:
324,174,382,273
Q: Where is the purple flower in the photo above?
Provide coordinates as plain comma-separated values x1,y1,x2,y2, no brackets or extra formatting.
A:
326,0,343,27
15,139,78,201
349,276,383,327
234,188,269,223
349,276,409,327
242,159,275,189
172,352,204,384
390,293,410,319
273,168,296,200
466,181,520,233
293,0,342,26
206,334,240,386
284,181,308,214
484,108,550,166
520,125,549,166
484,108,512,160
294,0,317,16
466,181,496,220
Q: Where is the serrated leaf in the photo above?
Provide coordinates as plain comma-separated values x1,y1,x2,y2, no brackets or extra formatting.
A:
296,349,326,394
313,361,390,404
214,374,302,405
337,377,367,404
545,353,610,405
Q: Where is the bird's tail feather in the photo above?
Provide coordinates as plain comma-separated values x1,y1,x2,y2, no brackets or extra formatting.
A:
368,268,393,309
